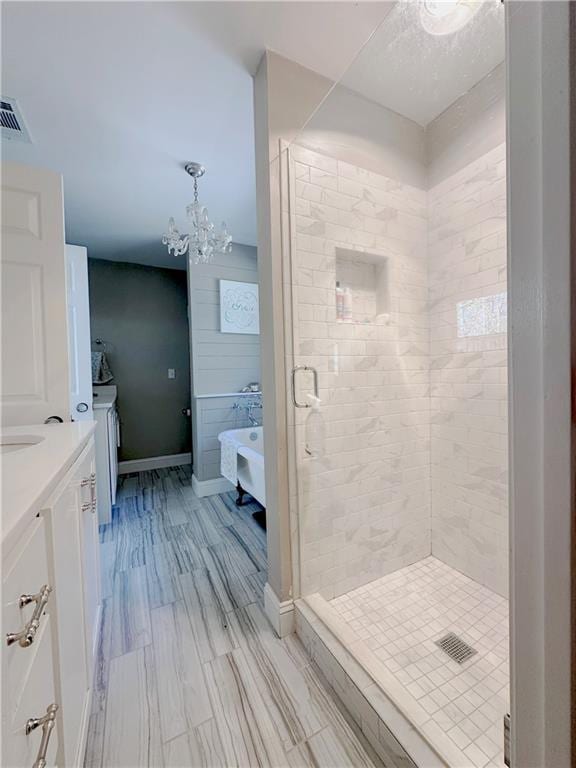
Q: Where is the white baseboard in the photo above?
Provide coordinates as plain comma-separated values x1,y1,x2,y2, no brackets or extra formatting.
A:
191,473,235,498
118,452,191,475
264,582,295,638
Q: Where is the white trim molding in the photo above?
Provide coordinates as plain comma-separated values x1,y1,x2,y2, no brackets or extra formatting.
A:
191,473,235,498
507,2,572,765
118,452,191,475
194,391,261,400
264,582,295,638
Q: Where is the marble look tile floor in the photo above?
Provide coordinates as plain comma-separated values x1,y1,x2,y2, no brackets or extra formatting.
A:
330,557,509,768
84,467,385,768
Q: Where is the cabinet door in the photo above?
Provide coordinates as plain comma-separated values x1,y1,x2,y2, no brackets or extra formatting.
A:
107,408,118,505
94,410,112,526
1,163,69,426
2,517,59,768
49,451,92,766
80,448,100,679
4,617,59,768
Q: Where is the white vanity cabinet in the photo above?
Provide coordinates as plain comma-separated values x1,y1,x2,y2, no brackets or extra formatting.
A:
93,385,119,525
46,439,100,766
2,423,100,768
79,449,100,677
3,518,59,768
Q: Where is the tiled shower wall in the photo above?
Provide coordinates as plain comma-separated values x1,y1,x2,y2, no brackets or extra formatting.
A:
290,144,431,600
289,141,508,601
428,143,508,596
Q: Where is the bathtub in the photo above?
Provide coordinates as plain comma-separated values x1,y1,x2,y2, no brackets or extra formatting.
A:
218,426,265,507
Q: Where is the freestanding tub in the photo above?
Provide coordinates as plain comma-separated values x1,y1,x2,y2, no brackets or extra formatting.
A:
218,426,265,507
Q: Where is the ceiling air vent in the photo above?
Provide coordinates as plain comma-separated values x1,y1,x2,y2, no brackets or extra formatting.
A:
1,97,32,143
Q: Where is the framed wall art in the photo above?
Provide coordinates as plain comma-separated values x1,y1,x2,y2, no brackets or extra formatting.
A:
219,279,260,335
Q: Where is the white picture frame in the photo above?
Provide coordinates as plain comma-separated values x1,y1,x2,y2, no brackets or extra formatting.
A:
219,279,260,335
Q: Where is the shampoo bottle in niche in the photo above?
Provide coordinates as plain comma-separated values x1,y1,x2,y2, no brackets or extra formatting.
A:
343,286,353,321
335,281,344,320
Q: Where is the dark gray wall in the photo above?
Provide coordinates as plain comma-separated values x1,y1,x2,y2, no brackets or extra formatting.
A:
88,259,191,461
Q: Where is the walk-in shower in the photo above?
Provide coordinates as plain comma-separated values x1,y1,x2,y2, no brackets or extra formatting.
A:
282,1,508,764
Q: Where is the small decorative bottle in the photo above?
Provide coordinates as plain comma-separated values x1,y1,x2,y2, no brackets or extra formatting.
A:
335,281,344,321
343,286,353,322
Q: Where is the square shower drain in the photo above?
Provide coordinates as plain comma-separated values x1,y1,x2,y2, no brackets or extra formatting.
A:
435,632,477,664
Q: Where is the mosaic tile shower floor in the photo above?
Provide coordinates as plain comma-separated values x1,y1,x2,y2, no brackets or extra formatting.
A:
330,557,509,767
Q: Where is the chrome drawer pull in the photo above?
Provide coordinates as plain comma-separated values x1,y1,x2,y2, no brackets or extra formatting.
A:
82,473,97,513
91,472,97,512
6,585,52,647
26,703,58,768
80,472,96,489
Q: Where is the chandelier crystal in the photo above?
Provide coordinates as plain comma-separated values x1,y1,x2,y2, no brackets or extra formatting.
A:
162,162,232,264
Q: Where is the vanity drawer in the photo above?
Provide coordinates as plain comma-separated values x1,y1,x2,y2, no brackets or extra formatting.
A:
3,515,52,705
3,615,59,768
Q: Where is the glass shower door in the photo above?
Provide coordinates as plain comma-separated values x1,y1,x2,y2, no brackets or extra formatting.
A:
282,140,431,604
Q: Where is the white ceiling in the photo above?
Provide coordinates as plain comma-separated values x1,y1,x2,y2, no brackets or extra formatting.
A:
1,1,504,269
1,1,391,268
342,0,505,126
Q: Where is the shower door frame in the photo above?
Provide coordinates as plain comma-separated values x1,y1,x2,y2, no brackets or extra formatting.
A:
506,2,572,766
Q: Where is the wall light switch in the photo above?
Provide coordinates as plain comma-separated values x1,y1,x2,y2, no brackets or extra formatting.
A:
168,368,176,379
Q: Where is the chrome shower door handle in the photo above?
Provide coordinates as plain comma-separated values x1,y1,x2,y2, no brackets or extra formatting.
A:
291,366,319,408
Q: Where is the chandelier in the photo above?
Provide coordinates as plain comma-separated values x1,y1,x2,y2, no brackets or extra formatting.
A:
162,162,232,264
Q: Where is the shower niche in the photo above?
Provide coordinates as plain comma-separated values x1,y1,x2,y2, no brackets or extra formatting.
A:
334,247,390,324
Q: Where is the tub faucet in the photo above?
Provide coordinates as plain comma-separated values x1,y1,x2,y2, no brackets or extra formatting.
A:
233,397,262,427
246,397,262,426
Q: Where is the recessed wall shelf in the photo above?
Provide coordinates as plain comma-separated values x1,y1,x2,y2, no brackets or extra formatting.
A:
335,247,390,324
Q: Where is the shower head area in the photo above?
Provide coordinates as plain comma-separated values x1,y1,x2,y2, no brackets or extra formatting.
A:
280,1,508,764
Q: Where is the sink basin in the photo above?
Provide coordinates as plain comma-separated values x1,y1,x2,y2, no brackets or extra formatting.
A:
0,435,45,454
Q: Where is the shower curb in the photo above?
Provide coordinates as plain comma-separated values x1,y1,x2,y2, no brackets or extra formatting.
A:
295,598,461,768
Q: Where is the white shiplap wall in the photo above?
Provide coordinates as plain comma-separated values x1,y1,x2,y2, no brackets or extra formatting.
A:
188,244,261,482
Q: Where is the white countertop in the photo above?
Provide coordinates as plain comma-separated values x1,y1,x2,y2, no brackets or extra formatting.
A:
2,421,96,554
92,385,117,410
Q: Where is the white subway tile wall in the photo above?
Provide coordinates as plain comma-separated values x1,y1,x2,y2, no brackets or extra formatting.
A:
429,143,508,597
289,144,431,600
289,140,508,601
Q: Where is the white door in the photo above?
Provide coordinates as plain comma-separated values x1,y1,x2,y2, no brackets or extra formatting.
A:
66,245,93,421
1,163,70,426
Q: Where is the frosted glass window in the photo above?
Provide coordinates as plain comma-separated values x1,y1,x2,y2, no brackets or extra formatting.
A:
457,292,507,338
